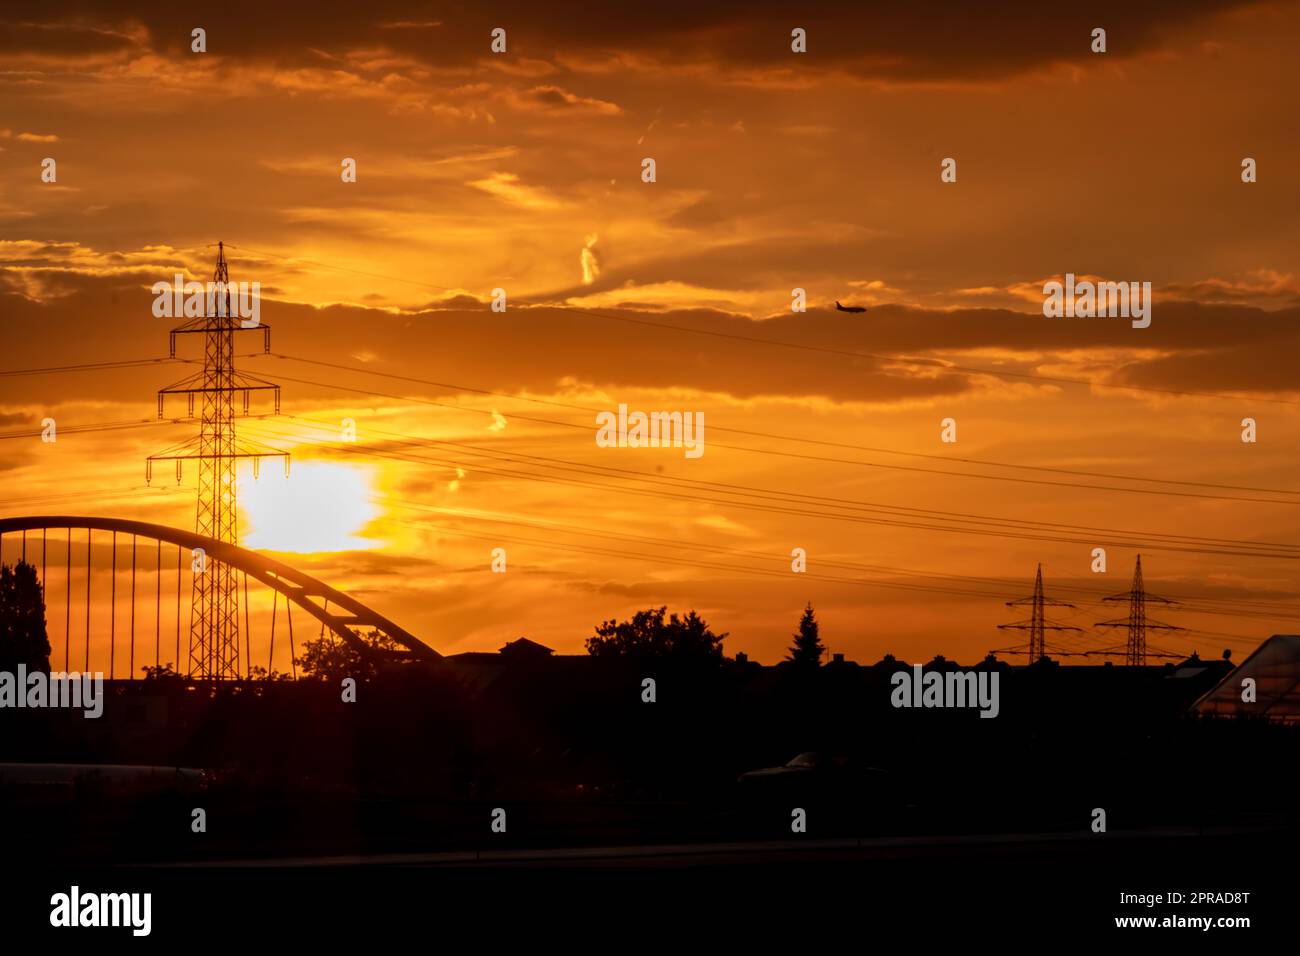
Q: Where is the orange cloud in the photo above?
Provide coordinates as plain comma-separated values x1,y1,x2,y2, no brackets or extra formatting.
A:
468,172,563,210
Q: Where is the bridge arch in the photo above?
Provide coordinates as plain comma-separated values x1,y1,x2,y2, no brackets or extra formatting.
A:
0,515,440,677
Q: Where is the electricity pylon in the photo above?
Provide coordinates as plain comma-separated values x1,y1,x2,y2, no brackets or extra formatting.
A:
147,242,286,679
1095,554,1183,666
997,563,1080,662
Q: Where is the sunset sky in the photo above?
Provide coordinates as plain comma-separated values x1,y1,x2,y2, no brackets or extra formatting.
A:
3,0,1300,667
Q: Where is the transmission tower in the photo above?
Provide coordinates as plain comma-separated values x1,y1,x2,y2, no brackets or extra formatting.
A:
996,563,1080,662
147,242,286,679
1095,554,1184,666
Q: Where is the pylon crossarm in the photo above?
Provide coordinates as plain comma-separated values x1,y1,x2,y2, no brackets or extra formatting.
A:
169,317,271,335
160,381,280,397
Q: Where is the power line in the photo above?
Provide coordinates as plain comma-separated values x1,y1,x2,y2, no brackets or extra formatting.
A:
272,415,1300,555
261,352,1300,500
238,417,1300,561
0,417,172,441
5,348,1299,502
0,485,185,510
0,412,281,442
249,362,1300,507
249,416,1297,554
233,438,1300,624
0,357,185,377
11,403,1300,575
367,495,1015,600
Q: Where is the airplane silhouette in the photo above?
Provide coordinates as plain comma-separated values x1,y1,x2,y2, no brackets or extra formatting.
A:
835,301,866,313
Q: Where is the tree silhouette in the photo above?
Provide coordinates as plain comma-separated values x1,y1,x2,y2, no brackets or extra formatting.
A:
296,628,403,682
246,665,292,681
785,602,824,667
0,560,50,672
586,606,727,661
141,662,183,682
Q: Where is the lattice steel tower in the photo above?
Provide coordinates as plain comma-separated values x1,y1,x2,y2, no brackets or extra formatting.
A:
148,242,286,679
1096,554,1184,666
997,563,1080,662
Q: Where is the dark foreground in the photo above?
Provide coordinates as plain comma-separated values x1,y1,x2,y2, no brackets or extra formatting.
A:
3,660,1294,941
8,824,1289,942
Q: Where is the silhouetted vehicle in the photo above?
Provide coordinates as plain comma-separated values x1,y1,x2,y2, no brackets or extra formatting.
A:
738,751,824,783
835,301,866,313
0,762,208,805
737,752,892,804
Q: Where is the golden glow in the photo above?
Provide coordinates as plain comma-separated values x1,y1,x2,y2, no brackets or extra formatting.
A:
3,2,1298,663
240,462,380,553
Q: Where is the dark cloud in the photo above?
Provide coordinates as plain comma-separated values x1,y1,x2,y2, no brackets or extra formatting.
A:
3,271,1298,415
0,18,136,57
1109,344,1300,396
0,0,1259,81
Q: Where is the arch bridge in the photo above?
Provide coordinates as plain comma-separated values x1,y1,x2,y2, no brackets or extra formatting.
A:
0,516,440,680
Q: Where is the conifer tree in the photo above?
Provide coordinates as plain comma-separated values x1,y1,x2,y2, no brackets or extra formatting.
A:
786,603,824,667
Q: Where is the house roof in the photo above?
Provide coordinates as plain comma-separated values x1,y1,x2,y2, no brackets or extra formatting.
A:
1193,635,1300,722
499,637,555,656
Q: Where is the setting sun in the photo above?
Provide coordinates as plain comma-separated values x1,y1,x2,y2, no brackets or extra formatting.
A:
239,462,380,553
